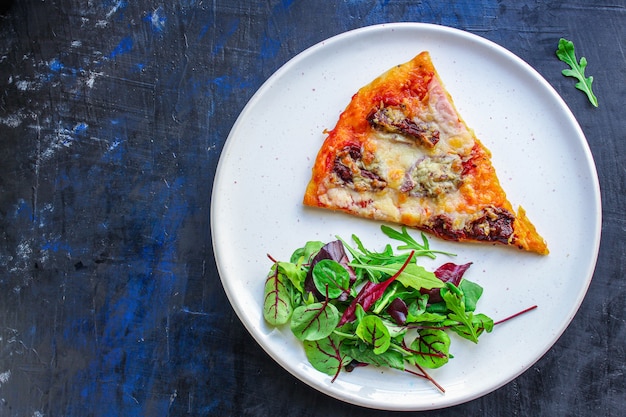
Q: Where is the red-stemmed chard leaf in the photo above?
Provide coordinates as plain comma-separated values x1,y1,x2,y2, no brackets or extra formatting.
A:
303,334,350,383
423,262,472,303
262,263,293,326
338,251,415,326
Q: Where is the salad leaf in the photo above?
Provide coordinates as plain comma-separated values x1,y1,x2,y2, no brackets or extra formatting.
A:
290,299,340,341
304,334,351,382
343,342,405,371
290,240,325,264
356,315,391,354
305,240,356,298
339,251,415,326
350,261,443,291
312,259,351,300
441,283,479,343
409,329,451,369
459,278,484,312
276,261,307,293
381,225,455,258
387,297,409,325
556,38,598,107
263,263,293,326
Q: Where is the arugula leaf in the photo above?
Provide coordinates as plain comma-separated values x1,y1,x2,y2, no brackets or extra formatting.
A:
556,38,598,107
441,283,479,343
381,225,455,258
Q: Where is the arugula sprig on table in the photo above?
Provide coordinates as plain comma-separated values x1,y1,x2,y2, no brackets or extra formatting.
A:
556,38,598,107
263,226,535,392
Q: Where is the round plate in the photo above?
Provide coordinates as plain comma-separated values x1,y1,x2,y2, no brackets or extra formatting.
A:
211,23,601,411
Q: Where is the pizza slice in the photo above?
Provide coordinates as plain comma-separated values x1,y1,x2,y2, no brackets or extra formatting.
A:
303,51,548,255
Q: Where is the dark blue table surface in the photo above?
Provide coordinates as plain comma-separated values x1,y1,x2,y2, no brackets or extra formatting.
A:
1,1,624,416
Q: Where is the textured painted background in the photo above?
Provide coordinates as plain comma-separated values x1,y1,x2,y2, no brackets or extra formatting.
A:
0,0,624,416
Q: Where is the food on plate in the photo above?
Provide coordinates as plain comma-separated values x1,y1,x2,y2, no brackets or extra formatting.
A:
262,226,536,391
303,52,548,254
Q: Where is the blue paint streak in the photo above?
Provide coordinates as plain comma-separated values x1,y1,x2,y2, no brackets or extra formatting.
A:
209,75,252,97
41,240,74,254
211,18,239,56
144,6,166,33
61,176,197,415
74,122,88,134
102,138,124,164
260,37,281,60
109,36,133,59
14,199,33,221
49,58,64,72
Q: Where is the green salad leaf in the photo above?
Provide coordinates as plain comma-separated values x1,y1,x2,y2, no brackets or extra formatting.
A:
556,38,598,107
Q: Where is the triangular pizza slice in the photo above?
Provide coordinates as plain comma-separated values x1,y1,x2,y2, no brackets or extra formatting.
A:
303,52,548,254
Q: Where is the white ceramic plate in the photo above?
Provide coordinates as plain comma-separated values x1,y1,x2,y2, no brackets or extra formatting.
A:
211,23,601,411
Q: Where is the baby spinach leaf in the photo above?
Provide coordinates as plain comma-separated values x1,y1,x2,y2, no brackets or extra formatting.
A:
290,300,340,341
305,240,356,299
312,259,351,300
459,279,483,312
356,315,391,354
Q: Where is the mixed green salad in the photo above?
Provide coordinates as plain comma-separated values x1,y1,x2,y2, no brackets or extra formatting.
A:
262,225,535,392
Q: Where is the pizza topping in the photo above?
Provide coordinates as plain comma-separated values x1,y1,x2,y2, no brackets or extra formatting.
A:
402,155,463,198
367,104,440,148
470,206,515,243
332,145,387,191
426,206,515,244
